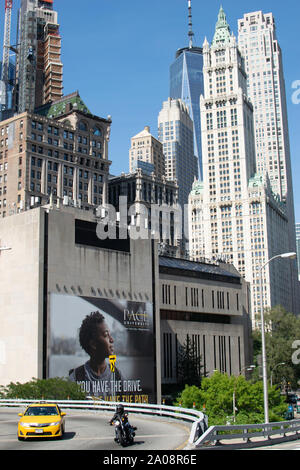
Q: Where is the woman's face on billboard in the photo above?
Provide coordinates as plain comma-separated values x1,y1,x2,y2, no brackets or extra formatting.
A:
90,321,114,360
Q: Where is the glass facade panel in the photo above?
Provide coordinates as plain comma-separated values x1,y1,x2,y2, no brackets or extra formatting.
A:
170,48,204,180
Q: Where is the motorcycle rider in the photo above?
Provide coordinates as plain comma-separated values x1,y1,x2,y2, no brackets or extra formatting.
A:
110,404,136,442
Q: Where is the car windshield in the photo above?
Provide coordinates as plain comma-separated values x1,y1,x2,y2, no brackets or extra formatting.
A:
24,406,59,416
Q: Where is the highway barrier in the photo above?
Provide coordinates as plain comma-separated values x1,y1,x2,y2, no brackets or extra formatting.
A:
3,398,299,448
0,398,208,445
190,419,300,449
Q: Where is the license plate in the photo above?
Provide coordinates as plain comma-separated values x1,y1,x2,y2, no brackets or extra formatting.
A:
35,429,43,434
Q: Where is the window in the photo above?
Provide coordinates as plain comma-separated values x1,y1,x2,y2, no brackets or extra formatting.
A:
78,121,88,132
191,288,199,307
217,110,227,129
231,108,238,126
163,333,173,379
206,112,213,130
162,284,171,305
93,126,102,136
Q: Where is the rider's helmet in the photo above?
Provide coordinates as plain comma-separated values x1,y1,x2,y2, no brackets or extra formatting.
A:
116,404,124,415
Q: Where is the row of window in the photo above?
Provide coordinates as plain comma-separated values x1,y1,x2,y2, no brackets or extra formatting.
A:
31,131,102,149
30,147,105,171
32,120,102,137
31,170,104,185
162,332,242,380
161,283,240,311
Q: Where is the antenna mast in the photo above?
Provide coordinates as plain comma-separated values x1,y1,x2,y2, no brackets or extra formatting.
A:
0,0,13,109
188,0,194,48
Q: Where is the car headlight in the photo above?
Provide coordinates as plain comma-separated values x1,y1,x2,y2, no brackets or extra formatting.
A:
20,422,33,428
50,421,60,426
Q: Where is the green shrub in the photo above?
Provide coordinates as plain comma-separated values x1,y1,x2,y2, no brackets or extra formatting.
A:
0,377,86,400
175,371,287,426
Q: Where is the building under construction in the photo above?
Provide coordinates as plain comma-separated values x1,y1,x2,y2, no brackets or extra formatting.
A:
0,0,63,119
0,0,14,119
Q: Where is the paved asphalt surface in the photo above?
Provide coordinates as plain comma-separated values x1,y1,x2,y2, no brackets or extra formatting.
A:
0,407,191,452
250,440,300,451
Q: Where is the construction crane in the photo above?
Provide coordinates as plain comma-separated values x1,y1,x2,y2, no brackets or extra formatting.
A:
0,0,13,109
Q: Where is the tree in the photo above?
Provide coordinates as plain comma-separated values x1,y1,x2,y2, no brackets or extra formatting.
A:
177,335,206,387
175,371,287,426
253,306,300,389
0,377,86,400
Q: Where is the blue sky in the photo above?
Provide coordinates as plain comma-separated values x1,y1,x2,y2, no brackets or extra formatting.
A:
4,0,300,221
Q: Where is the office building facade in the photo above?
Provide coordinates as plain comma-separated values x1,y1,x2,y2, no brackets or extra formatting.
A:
238,12,294,204
108,169,179,255
170,46,204,180
129,126,165,179
0,205,252,397
189,7,296,328
0,91,111,217
238,11,299,312
158,97,198,210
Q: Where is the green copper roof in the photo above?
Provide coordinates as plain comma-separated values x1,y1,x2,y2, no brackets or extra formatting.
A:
212,6,231,47
35,92,91,119
248,173,285,209
190,179,204,196
248,173,265,188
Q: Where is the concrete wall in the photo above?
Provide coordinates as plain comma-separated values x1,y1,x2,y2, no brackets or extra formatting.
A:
159,268,252,383
0,205,160,398
0,204,251,401
161,319,245,381
0,208,45,385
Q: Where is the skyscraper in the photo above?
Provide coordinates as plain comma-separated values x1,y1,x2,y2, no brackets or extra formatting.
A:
190,7,297,328
14,0,63,113
129,126,165,180
238,12,293,203
158,98,198,209
169,0,204,180
238,10,299,314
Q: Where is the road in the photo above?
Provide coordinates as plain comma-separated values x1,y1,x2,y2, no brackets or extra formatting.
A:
251,440,300,451
0,407,191,451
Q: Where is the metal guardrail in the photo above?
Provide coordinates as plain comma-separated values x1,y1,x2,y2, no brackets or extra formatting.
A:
0,398,208,445
192,419,300,449
3,398,297,449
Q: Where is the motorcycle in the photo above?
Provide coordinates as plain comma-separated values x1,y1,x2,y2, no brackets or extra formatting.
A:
112,416,136,447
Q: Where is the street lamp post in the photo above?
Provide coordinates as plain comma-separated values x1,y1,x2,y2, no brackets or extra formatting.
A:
259,252,297,424
270,362,285,388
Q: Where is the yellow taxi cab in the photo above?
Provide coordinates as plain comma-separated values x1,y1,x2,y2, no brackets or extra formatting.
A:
17,402,66,440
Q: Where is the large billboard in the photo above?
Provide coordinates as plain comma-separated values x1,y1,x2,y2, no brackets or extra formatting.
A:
49,294,156,403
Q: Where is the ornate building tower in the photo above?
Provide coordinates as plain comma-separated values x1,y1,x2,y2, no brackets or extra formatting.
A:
190,7,297,327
